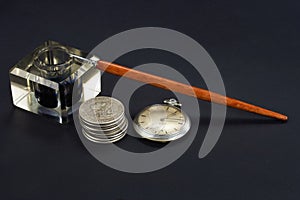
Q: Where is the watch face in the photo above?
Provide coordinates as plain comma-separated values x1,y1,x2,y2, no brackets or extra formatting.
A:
134,104,191,142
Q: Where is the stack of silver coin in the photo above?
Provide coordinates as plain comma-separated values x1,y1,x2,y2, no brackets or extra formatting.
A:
79,96,128,143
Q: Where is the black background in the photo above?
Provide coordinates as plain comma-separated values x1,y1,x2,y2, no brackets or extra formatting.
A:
1,0,300,199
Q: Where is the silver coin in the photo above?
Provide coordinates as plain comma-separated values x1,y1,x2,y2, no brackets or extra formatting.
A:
79,96,128,144
79,115,126,131
80,117,127,132
82,128,127,144
82,119,128,137
82,118,128,137
79,96,125,124
82,127,127,140
80,113,125,127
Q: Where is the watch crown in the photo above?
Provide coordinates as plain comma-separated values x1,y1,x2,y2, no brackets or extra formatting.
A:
163,98,182,107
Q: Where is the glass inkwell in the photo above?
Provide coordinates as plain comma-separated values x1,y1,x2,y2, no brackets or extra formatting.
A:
9,41,101,123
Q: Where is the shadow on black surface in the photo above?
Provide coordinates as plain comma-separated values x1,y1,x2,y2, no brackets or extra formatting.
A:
114,134,169,153
199,117,287,126
136,137,169,148
225,118,287,125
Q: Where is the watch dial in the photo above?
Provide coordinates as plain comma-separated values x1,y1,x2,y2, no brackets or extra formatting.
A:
136,104,186,136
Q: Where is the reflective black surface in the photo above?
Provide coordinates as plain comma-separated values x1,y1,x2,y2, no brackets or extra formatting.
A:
1,1,300,199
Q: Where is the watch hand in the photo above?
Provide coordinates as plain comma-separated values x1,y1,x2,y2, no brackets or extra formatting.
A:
161,118,183,121
166,112,178,117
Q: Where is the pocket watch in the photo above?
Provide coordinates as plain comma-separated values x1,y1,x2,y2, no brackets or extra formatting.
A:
133,98,191,142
